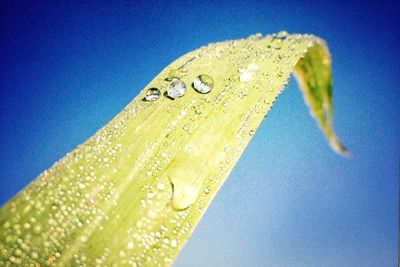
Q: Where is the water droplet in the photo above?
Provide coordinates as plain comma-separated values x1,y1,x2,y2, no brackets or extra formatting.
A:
147,191,155,199
239,62,259,83
239,91,248,98
15,249,22,256
247,63,259,72
268,35,284,50
165,69,180,81
145,88,161,101
167,78,187,99
31,251,39,259
276,31,288,39
3,221,10,228
170,239,178,248
193,74,214,94
171,183,201,211
80,236,88,243
248,33,263,40
136,221,143,228
240,71,254,83
204,187,210,194
157,182,165,191
127,241,134,249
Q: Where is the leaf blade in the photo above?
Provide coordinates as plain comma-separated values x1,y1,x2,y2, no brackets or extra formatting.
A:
0,32,348,266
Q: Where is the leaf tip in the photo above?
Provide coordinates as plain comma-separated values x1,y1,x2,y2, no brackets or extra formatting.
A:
328,135,350,157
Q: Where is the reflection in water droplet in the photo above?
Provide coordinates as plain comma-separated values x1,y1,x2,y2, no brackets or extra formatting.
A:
145,88,161,101
167,78,187,99
193,74,214,94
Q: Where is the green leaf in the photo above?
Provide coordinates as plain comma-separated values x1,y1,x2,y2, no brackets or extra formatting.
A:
0,32,347,266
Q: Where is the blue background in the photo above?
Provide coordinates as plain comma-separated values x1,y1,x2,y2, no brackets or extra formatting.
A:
0,1,398,266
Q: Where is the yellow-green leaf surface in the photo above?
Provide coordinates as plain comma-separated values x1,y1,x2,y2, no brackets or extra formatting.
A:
0,32,347,266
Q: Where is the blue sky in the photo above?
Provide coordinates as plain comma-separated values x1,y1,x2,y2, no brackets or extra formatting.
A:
0,1,398,266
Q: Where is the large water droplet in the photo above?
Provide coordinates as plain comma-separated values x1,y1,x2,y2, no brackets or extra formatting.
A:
145,88,161,101
240,71,254,83
193,74,214,94
167,78,187,99
171,183,202,211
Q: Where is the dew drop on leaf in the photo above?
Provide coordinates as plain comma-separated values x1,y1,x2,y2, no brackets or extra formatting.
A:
240,71,254,83
193,74,214,94
145,88,161,101
167,78,187,99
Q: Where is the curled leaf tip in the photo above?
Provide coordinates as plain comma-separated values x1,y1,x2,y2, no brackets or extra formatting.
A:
293,38,349,156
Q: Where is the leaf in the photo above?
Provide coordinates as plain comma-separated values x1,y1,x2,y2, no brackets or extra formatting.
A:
0,32,347,266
